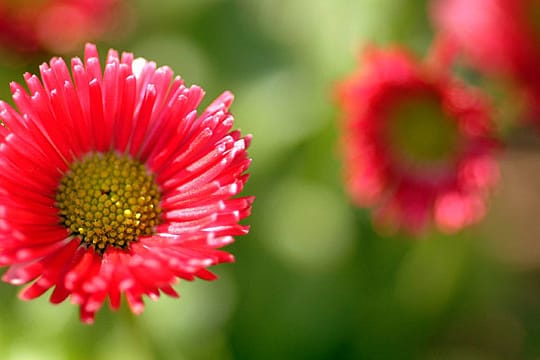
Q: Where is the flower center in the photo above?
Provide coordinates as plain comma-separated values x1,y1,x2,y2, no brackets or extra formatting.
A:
56,152,162,254
385,95,460,170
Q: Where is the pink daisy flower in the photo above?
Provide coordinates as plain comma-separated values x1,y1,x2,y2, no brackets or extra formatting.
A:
0,43,253,323
431,0,540,121
0,0,125,54
337,47,499,234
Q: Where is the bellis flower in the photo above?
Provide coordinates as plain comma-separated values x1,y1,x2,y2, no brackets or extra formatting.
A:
0,43,253,323
431,0,540,121
337,47,499,234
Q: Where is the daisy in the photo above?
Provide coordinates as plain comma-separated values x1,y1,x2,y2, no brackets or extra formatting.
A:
0,0,124,54
431,0,540,121
0,43,253,323
337,46,499,234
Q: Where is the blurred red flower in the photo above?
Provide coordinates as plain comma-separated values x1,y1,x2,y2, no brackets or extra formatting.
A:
431,0,540,121
0,43,253,323
337,47,499,234
0,0,127,54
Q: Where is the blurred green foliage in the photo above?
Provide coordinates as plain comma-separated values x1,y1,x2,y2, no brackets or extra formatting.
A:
0,0,537,359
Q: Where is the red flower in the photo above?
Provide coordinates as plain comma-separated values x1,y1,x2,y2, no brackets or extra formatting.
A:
431,0,540,120
0,43,253,323
0,0,125,54
337,47,499,234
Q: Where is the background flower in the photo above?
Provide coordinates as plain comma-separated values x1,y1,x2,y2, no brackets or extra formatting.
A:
431,0,540,122
338,47,499,233
0,0,128,55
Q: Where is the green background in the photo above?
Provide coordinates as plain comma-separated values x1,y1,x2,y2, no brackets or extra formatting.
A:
0,0,538,359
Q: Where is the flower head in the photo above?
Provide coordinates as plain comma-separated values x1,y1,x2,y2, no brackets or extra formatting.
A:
0,43,253,323
0,0,125,54
337,47,499,234
431,0,540,120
